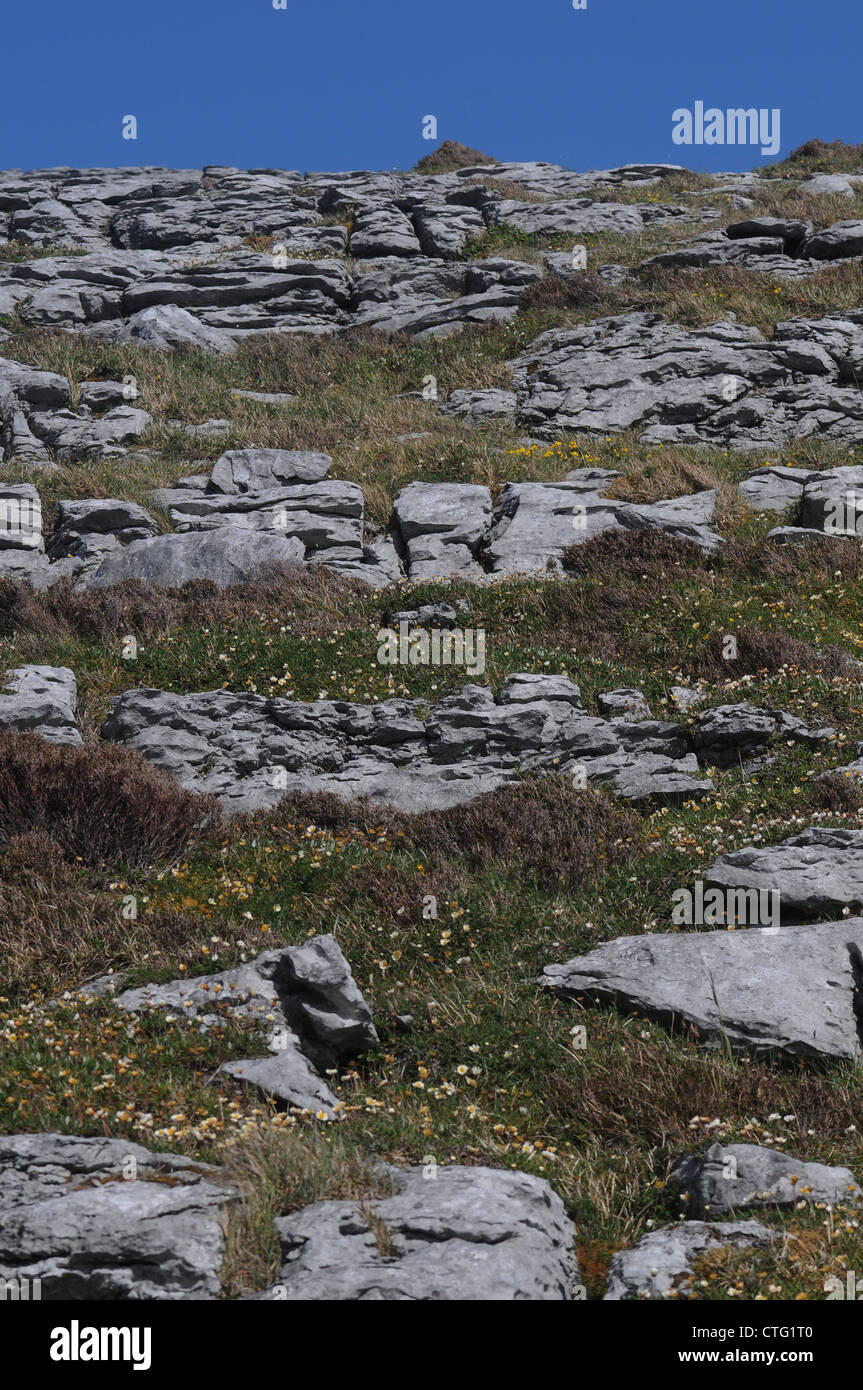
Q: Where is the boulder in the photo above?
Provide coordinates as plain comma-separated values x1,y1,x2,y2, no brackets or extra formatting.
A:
88,526,305,589
0,1133,235,1299
116,304,238,355
539,918,863,1059
117,936,376,1118
670,1143,862,1218
260,1164,579,1300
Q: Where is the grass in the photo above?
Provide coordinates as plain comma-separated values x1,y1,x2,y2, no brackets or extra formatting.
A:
0,241,88,263
2,151,863,1300
3,512,863,1299
764,139,863,178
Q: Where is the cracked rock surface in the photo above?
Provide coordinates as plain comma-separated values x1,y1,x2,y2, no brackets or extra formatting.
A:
640,215,863,278
509,310,863,448
603,1220,773,1301
539,919,863,1059
98,674,833,816
669,1143,862,1218
0,1133,235,1299
257,1163,579,1300
100,672,716,814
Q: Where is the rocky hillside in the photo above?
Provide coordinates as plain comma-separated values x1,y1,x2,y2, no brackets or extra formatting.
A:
1,142,863,1302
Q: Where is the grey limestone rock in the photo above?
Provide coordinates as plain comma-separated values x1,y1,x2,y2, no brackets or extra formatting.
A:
670,1143,862,1219
0,664,81,746
539,918,863,1059
0,1133,235,1300
604,1220,773,1300
261,1164,579,1300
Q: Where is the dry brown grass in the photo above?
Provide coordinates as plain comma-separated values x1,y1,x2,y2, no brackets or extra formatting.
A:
543,1033,862,1154
603,453,727,507
804,772,863,814
237,777,641,892
520,272,633,315
220,1124,394,1296
414,141,498,174
685,623,856,683
0,567,369,651
744,183,863,224
636,259,863,336
562,527,863,590
0,831,216,994
0,733,221,869
768,138,863,176
393,777,641,888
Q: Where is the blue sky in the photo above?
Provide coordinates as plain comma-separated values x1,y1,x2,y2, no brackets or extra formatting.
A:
2,0,860,173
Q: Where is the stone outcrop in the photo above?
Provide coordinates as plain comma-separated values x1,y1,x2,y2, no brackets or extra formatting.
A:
100,672,716,815
509,310,863,448
669,1143,862,1218
0,355,150,467
257,1164,579,1301
539,918,863,1060
0,451,727,588
0,1133,235,1299
640,216,863,279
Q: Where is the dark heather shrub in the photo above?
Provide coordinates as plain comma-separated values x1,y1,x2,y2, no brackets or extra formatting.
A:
0,733,221,868
240,777,641,891
804,773,863,815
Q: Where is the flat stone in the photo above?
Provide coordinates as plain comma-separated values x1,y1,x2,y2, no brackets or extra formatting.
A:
438,388,517,425
597,688,652,720
539,918,863,1059
208,448,331,492
78,379,130,410
670,1143,863,1218
704,827,863,922
261,1164,579,1300
220,1052,340,1117
603,1220,773,1301
0,1133,235,1300
231,390,297,405
799,173,861,197
738,466,813,514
